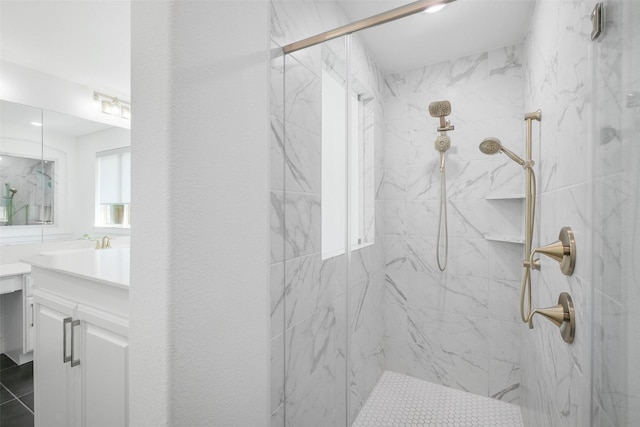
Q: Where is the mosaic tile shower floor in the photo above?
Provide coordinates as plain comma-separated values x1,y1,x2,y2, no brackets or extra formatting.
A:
353,371,523,427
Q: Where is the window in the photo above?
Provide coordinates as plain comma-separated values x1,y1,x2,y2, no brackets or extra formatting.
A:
321,67,374,260
95,147,130,227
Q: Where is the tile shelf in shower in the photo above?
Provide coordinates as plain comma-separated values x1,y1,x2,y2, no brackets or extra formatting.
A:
484,234,525,244
485,194,525,200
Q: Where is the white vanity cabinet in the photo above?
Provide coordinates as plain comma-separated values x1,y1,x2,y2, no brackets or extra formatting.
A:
25,249,129,427
0,264,34,364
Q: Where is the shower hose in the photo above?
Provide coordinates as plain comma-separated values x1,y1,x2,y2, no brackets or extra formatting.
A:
520,166,537,324
436,157,448,271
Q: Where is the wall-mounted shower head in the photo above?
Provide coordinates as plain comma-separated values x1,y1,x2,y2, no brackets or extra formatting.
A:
428,100,451,118
429,100,454,132
479,137,525,166
434,135,450,152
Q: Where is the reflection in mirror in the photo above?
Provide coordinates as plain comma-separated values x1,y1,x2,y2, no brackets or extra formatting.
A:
0,99,131,245
1,155,54,225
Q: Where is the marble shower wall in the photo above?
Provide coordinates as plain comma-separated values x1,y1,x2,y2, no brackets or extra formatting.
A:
270,1,386,425
519,1,594,426
590,1,640,426
381,45,525,404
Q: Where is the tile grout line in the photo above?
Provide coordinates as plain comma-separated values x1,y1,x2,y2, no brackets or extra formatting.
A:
0,384,34,415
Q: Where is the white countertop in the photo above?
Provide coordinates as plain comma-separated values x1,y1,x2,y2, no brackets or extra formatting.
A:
0,262,32,278
22,248,130,289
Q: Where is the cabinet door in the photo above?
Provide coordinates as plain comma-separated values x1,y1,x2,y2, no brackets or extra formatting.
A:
82,322,128,427
34,300,77,427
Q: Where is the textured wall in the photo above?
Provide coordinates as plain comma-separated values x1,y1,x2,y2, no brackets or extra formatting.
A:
131,1,271,425
381,45,525,404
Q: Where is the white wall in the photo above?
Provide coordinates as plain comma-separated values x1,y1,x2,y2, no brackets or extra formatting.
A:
130,1,270,425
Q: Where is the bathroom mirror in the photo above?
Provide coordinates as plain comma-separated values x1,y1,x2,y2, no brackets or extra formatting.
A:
0,99,131,245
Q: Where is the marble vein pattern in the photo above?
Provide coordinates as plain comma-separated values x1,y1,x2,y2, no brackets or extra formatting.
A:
380,44,525,405
270,1,387,425
519,1,603,425
271,1,640,425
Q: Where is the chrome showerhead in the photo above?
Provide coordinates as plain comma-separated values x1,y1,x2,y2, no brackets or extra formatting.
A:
434,135,451,152
8,187,17,199
479,137,525,166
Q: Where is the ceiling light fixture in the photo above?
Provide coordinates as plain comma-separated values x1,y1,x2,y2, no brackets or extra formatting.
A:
93,91,131,120
424,3,447,13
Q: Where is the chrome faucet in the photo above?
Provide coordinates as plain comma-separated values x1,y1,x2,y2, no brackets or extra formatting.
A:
96,236,112,250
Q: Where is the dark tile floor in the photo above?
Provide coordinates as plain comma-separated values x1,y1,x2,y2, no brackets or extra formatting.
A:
0,354,34,427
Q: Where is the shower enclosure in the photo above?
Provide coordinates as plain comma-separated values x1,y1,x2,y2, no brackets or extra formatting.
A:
269,0,640,426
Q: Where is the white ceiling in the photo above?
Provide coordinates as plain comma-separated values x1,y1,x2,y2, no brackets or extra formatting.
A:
0,0,131,98
0,0,532,97
337,0,535,73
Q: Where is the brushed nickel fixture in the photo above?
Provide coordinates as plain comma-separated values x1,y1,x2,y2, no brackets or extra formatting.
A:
480,110,541,325
527,292,575,343
525,227,577,343
591,3,604,41
479,137,525,165
282,0,457,54
520,110,542,324
430,100,454,271
530,226,576,276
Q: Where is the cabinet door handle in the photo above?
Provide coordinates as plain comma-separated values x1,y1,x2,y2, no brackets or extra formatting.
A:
30,303,34,327
63,317,72,363
70,320,81,367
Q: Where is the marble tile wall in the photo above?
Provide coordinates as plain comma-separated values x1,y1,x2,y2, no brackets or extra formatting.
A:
271,1,639,427
270,2,386,425
381,45,525,405
590,1,640,426
519,1,594,426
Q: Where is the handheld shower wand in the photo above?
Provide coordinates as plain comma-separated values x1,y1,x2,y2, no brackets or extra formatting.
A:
429,101,454,272
479,111,541,328
479,137,526,166
434,135,450,171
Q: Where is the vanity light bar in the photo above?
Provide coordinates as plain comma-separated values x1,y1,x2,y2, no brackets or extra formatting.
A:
93,91,131,120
